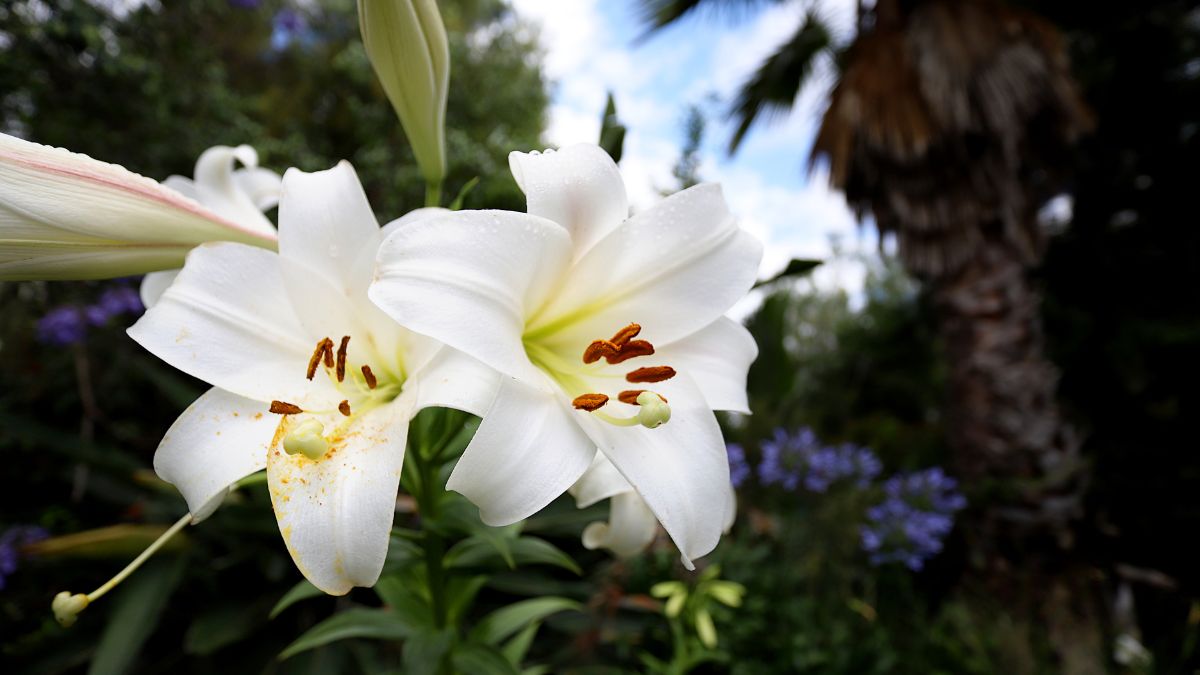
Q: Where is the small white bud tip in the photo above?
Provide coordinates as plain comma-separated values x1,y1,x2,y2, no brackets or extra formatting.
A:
283,419,329,460
52,591,89,627
636,391,671,428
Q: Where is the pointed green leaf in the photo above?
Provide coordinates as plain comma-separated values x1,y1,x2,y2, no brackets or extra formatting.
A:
451,643,520,675
470,597,581,646
500,621,540,665
270,580,323,619
87,556,185,675
278,609,414,660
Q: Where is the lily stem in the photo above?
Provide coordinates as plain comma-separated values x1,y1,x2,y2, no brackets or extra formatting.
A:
425,180,443,208
412,445,448,629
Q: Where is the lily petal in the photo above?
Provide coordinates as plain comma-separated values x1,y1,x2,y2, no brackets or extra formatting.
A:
234,167,283,212
571,452,633,508
582,491,658,558
508,144,628,259
380,207,449,239
655,317,759,414
278,162,383,300
447,378,595,525
577,374,731,569
410,346,500,418
153,387,277,522
0,133,275,280
139,270,179,310
529,183,762,349
186,145,279,237
267,397,412,595
370,210,573,386
128,242,340,408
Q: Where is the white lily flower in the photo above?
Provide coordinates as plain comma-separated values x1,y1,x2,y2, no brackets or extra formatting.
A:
142,144,283,308
127,162,496,595
0,133,276,280
369,143,761,567
571,453,739,559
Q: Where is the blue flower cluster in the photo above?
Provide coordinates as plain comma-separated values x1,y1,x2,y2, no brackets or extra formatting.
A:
756,427,882,493
726,428,966,571
0,526,48,590
727,443,751,487
860,468,966,571
36,285,143,346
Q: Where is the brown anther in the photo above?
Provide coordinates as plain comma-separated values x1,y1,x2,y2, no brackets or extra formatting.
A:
361,365,378,389
582,340,618,364
336,336,350,382
609,323,641,347
572,393,609,411
269,400,303,415
625,366,676,383
307,338,333,380
606,339,655,364
618,389,669,405
338,400,352,416
321,338,335,368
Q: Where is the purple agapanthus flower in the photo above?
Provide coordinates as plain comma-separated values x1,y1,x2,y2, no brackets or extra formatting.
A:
0,526,49,590
727,443,751,488
860,468,966,570
36,306,89,345
757,427,882,493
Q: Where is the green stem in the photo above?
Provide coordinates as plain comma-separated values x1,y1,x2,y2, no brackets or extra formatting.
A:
412,446,448,628
425,180,443,208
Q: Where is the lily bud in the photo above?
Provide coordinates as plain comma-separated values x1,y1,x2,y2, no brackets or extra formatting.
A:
357,0,450,188
0,133,277,280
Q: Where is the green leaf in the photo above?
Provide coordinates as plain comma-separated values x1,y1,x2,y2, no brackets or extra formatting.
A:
500,621,540,665
446,575,489,626
510,537,582,575
278,609,414,660
87,556,185,675
269,580,323,619
449,176,480,210
470,597,581,646
403,627,453,673
695,608,718,649
598,91,627,163
753,258,822,289
521,667,552,675
451,643,521,675
373,574,435,630
184,602,263,655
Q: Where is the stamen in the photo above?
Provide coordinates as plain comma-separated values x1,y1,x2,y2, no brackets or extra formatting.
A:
583,340,618,364
618,389,669,405
572,393,609,411
361,365,378,389
610,323,641,346
607,340,655,364
306,337,333,380
322,339,335,368
626,366,676,383
270,401,303,415
336,336,350,382
338,400,352,416
52,512,192,627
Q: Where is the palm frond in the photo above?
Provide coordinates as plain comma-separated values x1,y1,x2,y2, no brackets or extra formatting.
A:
728,12,833,153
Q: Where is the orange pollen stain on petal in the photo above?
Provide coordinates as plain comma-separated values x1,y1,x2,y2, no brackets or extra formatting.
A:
269,401,303,415
361,365,378,389
610,323,641,346
306,337,333,380
572,393,609,411
626,366,676,383
338,400,352,416
336,336,350,382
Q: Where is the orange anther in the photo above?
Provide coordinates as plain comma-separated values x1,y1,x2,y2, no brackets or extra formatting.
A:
572,393,610,411
269,401,303,415
625,366,676,383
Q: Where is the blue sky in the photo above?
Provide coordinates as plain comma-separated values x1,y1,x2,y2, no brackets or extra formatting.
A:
508,0,877,293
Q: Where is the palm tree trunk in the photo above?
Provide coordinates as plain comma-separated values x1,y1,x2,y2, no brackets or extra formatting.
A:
932,231,1103,675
